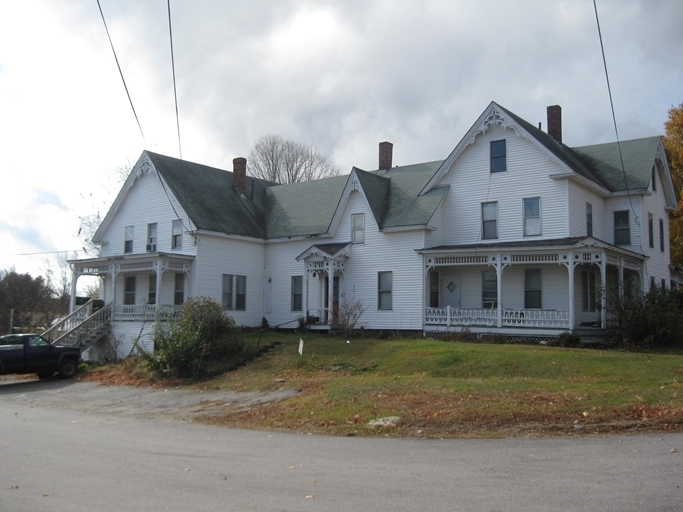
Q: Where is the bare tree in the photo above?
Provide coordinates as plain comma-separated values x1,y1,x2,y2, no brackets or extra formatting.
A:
247,134,341,184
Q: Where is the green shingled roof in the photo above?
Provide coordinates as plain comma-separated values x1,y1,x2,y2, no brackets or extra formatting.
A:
572,136,661,192
147,151,274,239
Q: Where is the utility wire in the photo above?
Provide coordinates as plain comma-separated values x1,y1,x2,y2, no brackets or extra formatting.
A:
167,0,182,160
593,0,638,227
96,0,148,148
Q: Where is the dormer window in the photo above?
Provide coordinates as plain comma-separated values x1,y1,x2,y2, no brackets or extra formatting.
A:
351,213,365,244
490,140,506,173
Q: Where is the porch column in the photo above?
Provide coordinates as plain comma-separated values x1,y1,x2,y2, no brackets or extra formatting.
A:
567,252,574,331
303,263,309,319
618,258,624,298
69,266,78,313
327,266,334,325
154,261,162,320
496,254,502,328
600,251,607,328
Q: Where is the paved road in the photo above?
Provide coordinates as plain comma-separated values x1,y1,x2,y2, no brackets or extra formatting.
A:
1,380,682,511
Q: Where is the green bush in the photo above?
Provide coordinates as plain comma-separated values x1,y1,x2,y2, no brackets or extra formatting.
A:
608,286,683,351
144,297,242,378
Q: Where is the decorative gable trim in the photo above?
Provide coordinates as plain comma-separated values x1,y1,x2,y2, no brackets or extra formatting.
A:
295,243,352,261
654,138,678,210
325,168,370,238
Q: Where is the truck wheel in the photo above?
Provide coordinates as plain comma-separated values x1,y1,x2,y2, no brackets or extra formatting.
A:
58,359,78,379
37,372,54,380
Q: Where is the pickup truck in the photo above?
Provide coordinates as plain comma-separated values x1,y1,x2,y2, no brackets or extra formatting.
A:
0,333,81,379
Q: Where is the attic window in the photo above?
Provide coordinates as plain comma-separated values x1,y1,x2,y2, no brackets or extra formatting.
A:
351,213,365,244
652,166,657,192
490,140,507,173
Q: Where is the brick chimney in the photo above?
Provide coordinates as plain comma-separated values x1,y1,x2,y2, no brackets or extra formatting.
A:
547,105,562,144
233,157,247,195
379,141,393,170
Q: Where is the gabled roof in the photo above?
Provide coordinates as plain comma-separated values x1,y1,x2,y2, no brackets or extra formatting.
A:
147,152,275,239
571,136,662,192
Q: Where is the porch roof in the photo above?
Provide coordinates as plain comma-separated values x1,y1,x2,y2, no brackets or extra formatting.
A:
70,251,195,274
416,236,646,259
296,242,351,261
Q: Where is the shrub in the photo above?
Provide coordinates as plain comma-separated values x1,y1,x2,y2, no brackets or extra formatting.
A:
333,298,367,338
608,286,683,351
144,297,242,378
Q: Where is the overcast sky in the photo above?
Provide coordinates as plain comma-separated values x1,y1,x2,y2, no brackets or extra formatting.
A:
1,0,682,282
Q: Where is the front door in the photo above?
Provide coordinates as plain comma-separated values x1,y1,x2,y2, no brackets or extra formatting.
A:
324,276,340,323
442,273,461,308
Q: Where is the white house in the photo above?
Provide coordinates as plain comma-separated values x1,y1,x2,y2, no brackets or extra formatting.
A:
70,102,679,357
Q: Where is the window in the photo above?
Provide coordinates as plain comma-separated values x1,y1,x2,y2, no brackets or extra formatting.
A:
523,197,541,236
174,273,184,305
661,278,666,289
582,271,596,312
429,272,439,308
660,218,665,252
148,275,156,305
490,140,506,173
586,203,593,237
291,276,303,311
650,276,656,290
124,226,134,253
124,276,136,305
614,211,630,245
222,274,246,311
652,166,657,192
482,202,498,240
482,270,497,308
351,213,365,244
648,213,654,249
172,219,183,249
378,271,392,310
524,269,542,309
147,223,157,251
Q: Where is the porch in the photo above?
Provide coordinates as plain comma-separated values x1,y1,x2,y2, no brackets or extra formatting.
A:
418,237,644,337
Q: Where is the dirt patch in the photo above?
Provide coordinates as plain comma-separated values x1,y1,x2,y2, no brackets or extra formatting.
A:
0,376,298,422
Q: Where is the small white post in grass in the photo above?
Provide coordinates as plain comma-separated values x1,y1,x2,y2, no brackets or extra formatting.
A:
298,338,304,365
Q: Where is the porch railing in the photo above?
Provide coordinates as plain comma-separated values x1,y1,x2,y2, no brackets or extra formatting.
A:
425,306,570,329
113,305,182,322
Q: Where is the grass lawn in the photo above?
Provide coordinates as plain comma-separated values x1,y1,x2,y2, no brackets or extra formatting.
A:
190,333,683,438
88,332,683,438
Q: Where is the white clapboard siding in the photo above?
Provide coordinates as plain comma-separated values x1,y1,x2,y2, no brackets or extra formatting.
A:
194,234,265,327
640,168,672,289
567,182,606,239
435,124,571,245
99,169,196,258
604,195,643,252
264,189,426,330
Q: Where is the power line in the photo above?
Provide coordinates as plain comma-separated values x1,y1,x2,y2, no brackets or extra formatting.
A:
96,0,148,148
167,0,182,160
593,0,639,227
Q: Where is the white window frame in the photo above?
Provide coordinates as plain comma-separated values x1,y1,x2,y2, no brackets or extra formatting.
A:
482,270,497,309
124,276,136,305
172,219,183,250
490,140,506,173
124,225,134,254
351,213,365,244
378,271,392,310
222,274,247,311
482,201,498,240
614,211,630,245
524,269,542,309
291,276,303,311
523,197,541,237
174,273,184,305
